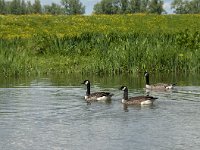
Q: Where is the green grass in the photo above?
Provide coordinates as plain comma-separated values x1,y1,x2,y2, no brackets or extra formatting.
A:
0,14,200,76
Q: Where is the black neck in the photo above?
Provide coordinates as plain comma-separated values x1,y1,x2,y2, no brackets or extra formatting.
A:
86,83,90,96
145,74,150,85
123,89,128,100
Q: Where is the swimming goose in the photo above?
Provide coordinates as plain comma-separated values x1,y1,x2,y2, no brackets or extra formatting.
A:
119,86,157,105
82,80,113,101
144,71,175,90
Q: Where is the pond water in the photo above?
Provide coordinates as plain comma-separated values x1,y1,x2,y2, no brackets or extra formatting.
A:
0,72,200,150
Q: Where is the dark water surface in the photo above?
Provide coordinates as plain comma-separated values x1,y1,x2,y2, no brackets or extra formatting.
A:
0,73,200,150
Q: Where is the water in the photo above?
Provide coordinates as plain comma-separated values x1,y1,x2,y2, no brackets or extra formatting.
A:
0,73,200,150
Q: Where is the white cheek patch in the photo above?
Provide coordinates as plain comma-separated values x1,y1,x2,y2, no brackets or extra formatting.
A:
122,87,127,91
85,81,89,85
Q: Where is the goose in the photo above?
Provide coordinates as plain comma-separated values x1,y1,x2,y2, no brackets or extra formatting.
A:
144,71,175,90
82,80,113,101
119,86,157,105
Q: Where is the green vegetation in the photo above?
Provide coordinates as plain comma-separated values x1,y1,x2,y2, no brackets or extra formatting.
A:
0,14,200,77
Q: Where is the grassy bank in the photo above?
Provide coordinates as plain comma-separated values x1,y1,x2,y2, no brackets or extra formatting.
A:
0,14,200,76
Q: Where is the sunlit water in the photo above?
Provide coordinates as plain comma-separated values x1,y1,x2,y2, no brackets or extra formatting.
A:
0,73,200,150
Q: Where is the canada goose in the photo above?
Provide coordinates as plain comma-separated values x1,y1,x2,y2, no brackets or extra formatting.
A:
119,86,157,105
82,80,113,101
144,71,175,90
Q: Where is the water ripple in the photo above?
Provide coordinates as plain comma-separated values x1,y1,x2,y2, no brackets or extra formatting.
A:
1,84,200,150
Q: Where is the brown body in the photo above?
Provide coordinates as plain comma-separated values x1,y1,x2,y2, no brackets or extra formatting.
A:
120,86,157,105
82,80,113,101
144,71,175,90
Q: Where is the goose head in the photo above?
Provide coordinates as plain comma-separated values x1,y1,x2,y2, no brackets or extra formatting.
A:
82,80,90,85
144,71,149,77
119,86,128,91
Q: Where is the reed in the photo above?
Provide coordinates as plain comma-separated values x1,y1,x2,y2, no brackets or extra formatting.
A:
0,14,200,76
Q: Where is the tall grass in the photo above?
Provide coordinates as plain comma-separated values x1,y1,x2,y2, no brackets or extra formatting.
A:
0,14,200,76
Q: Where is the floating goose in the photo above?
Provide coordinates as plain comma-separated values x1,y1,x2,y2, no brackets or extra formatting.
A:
82,80,113,101
120,86,157,105
144,71,175,90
